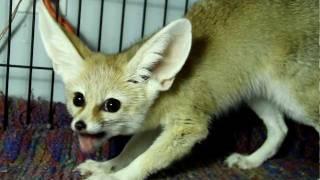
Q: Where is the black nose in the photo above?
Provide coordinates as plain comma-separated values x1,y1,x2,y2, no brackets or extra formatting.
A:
75,120,86,131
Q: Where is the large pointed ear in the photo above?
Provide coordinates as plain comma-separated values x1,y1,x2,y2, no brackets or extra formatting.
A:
127,19,192,91
38,0,85,82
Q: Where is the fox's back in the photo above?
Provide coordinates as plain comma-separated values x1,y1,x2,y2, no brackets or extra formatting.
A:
185,0,317,79
160,0,318,121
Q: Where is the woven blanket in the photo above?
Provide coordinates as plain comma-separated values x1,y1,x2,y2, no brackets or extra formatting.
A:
0,96,318,179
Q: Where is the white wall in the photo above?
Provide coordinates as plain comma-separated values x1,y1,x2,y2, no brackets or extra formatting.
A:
0,0,198,102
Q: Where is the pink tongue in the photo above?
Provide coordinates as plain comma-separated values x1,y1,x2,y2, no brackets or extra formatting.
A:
79,136,96,153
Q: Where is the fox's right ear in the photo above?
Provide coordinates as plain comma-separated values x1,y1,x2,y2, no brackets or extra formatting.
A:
38,0,84,82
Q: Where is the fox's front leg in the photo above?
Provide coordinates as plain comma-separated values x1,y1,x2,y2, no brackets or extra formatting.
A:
110,128,161,171
113,120,209,180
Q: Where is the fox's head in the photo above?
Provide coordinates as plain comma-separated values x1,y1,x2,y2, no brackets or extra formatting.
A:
38,1,192,153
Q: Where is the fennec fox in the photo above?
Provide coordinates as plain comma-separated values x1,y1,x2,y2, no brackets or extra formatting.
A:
39,0,318,179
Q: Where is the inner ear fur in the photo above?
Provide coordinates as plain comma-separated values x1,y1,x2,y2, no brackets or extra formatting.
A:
63,29,93,59
127,19,192,91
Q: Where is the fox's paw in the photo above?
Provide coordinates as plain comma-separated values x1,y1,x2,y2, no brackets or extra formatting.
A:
74,159,116,176
224,153,262,169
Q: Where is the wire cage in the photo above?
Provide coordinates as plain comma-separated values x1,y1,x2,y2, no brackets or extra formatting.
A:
0,0,196,130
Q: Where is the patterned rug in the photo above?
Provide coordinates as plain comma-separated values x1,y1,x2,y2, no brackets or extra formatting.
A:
0,95,318,179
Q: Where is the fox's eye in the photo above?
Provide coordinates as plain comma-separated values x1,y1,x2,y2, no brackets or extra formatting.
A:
103,98,121,112
73,92,85,107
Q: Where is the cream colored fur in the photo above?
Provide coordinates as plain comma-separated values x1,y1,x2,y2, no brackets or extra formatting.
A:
38,0,319,179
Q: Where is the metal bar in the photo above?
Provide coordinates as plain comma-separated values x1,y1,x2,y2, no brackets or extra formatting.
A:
184,0,189,15
118,0,126,52
141,0,147,38
48,70,55,129
77,0,82,36
55,0,60,18
97,0,105,51
48,0,60,128
0,64,53,70
26,0,37,125
4,0,13,130
163,0,168,27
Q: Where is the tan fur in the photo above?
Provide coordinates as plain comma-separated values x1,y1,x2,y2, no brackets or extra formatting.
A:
39,0,319,179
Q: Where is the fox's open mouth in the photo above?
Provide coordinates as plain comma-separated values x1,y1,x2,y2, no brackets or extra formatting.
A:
78,132,107,153
79,132,106,139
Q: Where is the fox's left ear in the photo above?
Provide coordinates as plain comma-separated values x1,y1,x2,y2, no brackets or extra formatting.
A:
38,0,87,82
127,19,192,91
